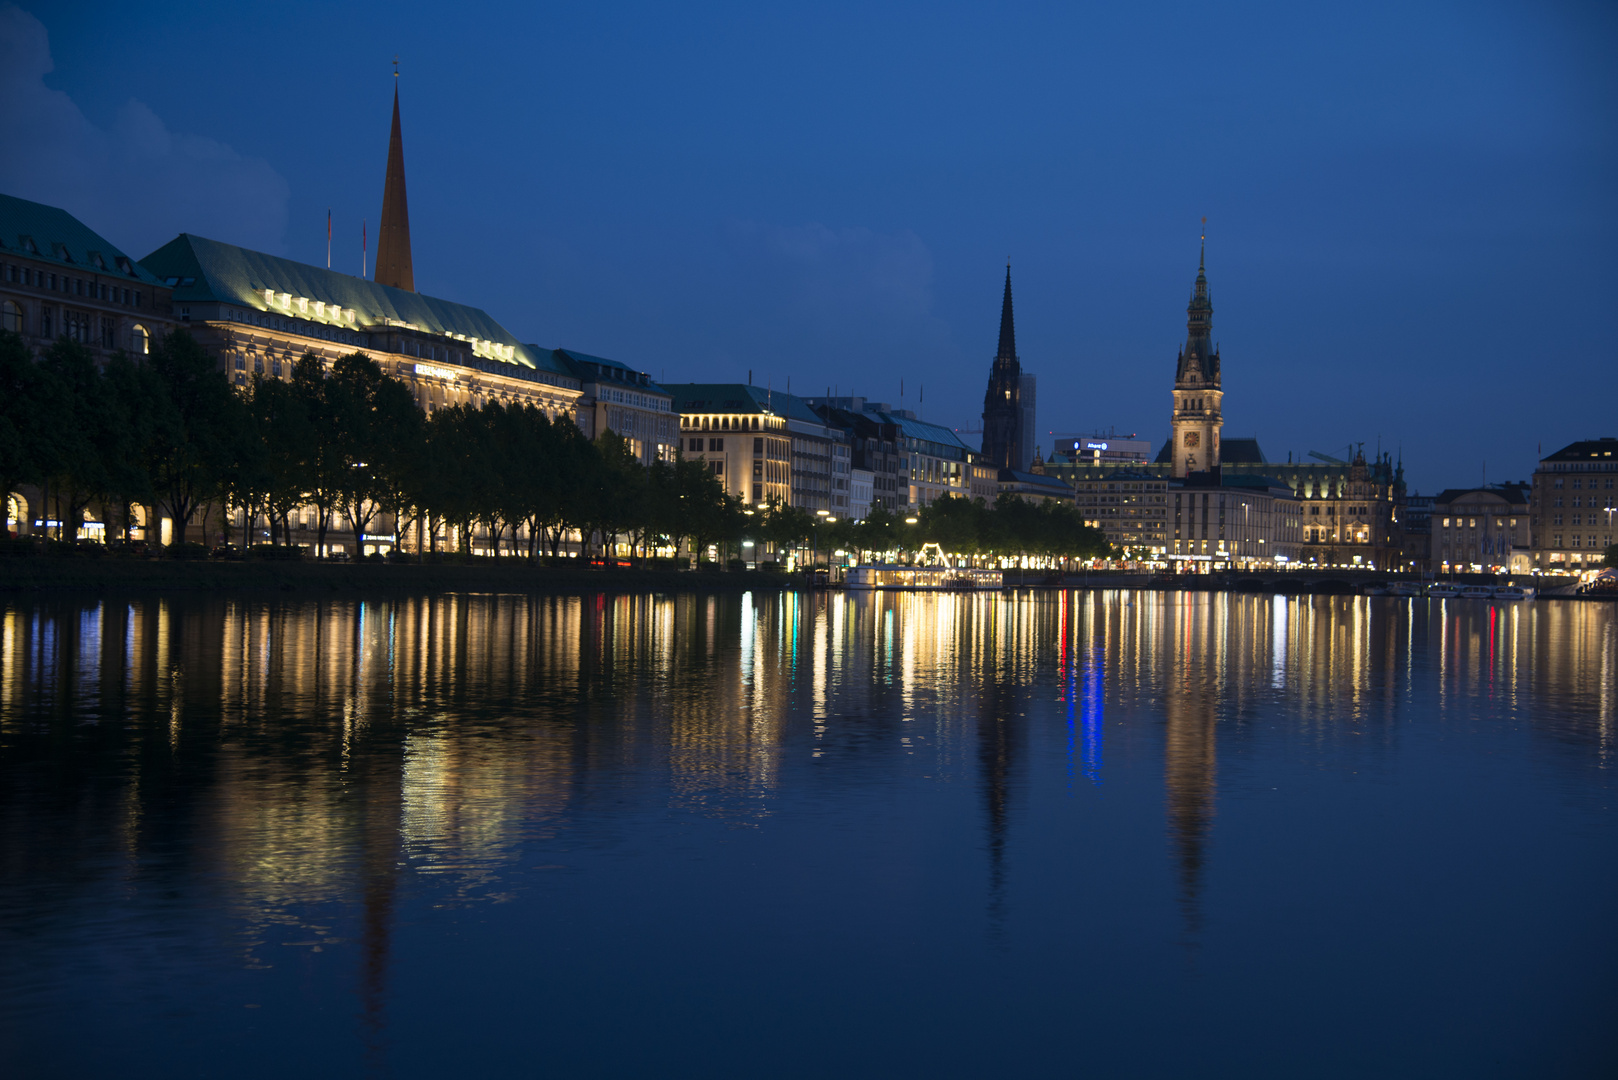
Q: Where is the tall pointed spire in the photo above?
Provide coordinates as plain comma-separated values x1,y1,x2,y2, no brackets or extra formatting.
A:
374,65,415,292
996,263,1016,361
981,263,1025,471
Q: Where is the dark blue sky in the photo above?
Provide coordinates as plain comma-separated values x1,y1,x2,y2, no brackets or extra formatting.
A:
4,1,1614,490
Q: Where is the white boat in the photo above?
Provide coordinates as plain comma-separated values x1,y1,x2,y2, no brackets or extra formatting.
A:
1458,585,1495,600
1388,582,1423,597
1493,585,1535,601
1427,582,1463,598
845,564,1003,591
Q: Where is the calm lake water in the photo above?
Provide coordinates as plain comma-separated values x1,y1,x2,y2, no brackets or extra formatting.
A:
0,590,1614,1078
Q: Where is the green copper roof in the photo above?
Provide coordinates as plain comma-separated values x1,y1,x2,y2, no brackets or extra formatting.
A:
140,233,566,376
555,348,670,395
0,192,165,285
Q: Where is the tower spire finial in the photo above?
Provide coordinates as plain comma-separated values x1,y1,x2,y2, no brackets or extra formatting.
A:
1199,216,1206,270
375,68,415,292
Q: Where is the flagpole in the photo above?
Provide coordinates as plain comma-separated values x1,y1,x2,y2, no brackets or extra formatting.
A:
362,220,368,278
326,209,332,269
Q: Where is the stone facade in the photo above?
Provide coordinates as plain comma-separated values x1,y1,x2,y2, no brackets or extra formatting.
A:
1531,437,1618,571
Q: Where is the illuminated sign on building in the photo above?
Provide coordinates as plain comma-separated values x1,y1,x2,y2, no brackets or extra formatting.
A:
414,363,458,381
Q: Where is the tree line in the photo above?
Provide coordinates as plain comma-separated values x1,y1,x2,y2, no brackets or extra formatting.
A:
1,328,1111,566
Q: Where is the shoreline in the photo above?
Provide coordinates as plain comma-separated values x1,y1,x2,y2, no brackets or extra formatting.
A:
1,558,1603,600
0,557,795,595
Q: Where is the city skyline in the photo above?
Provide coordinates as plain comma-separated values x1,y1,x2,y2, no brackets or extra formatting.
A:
1,3,1614,493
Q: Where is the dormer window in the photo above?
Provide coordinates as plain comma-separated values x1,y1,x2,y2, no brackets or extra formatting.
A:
89,251,107,270
54,243,73,263
20,236,38,254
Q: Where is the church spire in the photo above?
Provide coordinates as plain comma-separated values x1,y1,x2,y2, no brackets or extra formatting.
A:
981,263,1025,471
374,68,415,292
996,263,1016,362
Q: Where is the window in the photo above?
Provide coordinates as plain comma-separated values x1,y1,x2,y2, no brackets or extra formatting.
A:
0,300,20,333
131,324,149,355
708,438,724,452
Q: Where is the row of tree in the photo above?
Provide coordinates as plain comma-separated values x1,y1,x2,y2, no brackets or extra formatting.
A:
1,328,1112,565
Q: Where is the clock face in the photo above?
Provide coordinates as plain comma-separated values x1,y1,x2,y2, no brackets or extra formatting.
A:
1184,431,1200,448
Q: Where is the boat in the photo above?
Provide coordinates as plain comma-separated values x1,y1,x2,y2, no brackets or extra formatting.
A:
1388,582,1423,597
1427,582,1463,598
846,564,1004,591
1493,585,1535,601
1360,582,1391,596
1458,585,1495,600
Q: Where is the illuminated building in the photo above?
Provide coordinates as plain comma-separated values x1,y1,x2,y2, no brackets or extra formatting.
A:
0,193,172,360
1073,472,1169,554
668,384,797,507
1531,437,1618,571
1049,433,1152,467
1431,484,1532,574
806,399,905,514
1168,238,1222,478
1041,241,1406,569
556,348,677,465
0,193,176,538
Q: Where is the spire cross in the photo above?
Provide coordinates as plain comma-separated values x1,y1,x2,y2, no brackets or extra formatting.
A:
393,55,399,78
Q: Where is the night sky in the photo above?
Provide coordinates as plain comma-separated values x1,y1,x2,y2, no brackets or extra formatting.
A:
3,1,1614,492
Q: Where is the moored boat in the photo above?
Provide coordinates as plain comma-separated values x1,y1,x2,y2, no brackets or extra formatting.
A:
1493,585,1535,601
1388,582,1423,597
1427,582,1464,598
1458,584,1495,600
846,564,1004,591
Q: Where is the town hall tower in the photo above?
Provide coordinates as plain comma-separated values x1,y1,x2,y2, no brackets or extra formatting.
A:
1169,238,1222,477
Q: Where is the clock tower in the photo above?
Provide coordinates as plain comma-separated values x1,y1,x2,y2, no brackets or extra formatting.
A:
1170,236,1222,478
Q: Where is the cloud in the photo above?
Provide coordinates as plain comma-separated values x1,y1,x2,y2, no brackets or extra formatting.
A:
0,4,289,257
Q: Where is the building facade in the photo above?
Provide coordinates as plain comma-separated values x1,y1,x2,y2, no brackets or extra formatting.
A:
2,192,177,538
1051,433,1152,468
1531,437,1618,572
1170,473,1302,568
806,399,904,515
668,384,795,507
1431,484,1532,574
0,193,173,363
557,348,676,465
1075,472,1168,554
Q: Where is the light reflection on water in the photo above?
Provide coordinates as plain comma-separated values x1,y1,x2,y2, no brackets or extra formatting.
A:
0,590,1614,1078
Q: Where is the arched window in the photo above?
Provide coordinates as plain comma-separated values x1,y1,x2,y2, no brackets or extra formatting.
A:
0,300,21,333
131,324,149,355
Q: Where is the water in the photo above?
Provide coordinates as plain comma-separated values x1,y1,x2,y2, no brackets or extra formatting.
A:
0,590,1613,1078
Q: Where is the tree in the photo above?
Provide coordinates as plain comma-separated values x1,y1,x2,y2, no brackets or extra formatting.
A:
99,352,167,540
0,331,50,520
1604,544,1618,570
144,329,243,542
248,374,317,546
323,352,420,558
